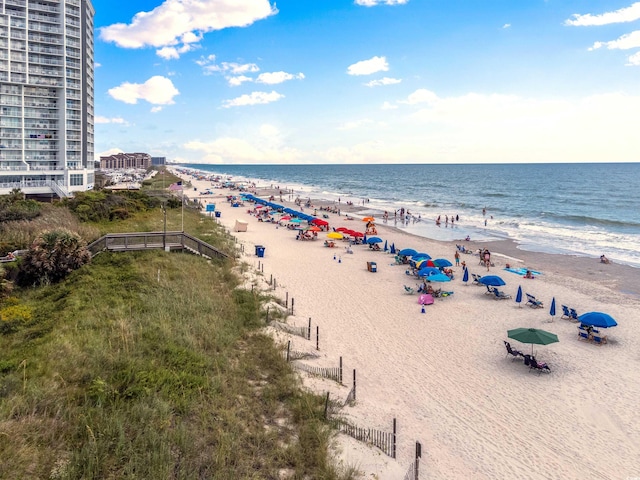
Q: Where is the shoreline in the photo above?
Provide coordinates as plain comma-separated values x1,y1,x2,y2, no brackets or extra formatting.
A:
220,182,640,298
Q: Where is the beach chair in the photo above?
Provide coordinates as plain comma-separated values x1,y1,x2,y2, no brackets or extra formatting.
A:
493,289,512,300
471,273,483,285
504,341,523,360
569,308,580,322
561,305,571,320
592,333,608,345
529,356,551,374
485,285,496,295
525,293,544,308
403,285,416,295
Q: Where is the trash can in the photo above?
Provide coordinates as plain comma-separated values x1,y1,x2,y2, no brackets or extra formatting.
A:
370,262,377,272
256,246,265,258
215,211,221,218
255,245,264,255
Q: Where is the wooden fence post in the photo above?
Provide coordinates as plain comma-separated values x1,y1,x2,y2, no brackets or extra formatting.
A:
324,392,330,419
286,340,291,362
307,317,311,340
392,418,397,459
339,356,343,384
415,441,422,480
316,325,319,350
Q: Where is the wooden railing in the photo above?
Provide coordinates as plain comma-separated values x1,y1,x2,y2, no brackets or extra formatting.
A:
87,231,229,260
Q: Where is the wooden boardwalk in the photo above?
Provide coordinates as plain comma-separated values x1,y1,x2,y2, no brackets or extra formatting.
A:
87,231,229,260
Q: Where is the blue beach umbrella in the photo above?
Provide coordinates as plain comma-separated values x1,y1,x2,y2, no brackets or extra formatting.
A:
432,258,453,268
366,236,382,244
418,267,440,277
478,275,506,287
390,243,396,254
549,297,556,321
383,240,388,252
412,253,431,261
462,267,469,284
515,285,523,307
426,273,452,283
578,312,618,328
399,248,417,256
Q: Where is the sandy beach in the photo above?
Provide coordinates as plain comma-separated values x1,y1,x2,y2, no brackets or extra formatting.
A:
174,169,640,480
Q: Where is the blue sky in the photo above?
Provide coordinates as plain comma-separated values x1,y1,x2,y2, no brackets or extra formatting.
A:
94,0,640,164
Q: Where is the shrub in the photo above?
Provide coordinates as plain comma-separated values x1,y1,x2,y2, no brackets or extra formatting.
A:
17,229,91,286
0,303,32,333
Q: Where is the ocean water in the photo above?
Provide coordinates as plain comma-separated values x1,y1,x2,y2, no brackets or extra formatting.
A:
178,163,640,268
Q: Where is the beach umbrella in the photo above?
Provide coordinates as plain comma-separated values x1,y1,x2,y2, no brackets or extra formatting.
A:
418,294,435,305
412,253,432,261
327,232,343,240
426,273,451,283
478,275,506,287
418,267,440,277
432,258,453,268
462,267,469,284
362,216,375,222
366,237,382,244
399,248,417,256
507,327,559,356
350,231,364,237
390,243,396,254
384,240,388,252
577,312,618,328
307,225,322,232
280,215,292,221
336,227,350,232
549,297,556,321
515,285,523,307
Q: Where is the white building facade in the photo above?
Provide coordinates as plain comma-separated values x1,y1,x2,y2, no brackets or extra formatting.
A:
0,0,94,197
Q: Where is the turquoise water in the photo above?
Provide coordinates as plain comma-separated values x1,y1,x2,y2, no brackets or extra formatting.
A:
178,163,640,268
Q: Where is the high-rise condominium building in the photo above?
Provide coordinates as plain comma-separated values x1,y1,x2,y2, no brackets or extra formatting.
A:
0,0,94,197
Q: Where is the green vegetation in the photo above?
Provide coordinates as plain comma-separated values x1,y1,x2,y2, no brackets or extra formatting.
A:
0,188,42,223
0,185,357,479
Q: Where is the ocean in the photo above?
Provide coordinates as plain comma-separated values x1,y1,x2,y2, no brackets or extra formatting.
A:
177,163,640,269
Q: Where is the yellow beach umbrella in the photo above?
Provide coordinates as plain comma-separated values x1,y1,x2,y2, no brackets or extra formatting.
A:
327,232,343,239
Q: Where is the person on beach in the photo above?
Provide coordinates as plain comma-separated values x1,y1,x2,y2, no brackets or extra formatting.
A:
600,255,610,264
524,270,534,279
454,251,460,266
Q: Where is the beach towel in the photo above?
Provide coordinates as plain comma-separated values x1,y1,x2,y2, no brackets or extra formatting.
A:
503,267,542,276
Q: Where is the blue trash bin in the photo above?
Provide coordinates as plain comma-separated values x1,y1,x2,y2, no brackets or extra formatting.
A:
215,211,221,218
255,245,264,255
370,262,377,272
257,246,265,258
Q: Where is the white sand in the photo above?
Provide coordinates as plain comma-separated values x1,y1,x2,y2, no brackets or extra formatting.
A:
175,170,640,480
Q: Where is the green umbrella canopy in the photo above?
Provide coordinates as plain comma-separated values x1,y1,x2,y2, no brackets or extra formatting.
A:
508,328,559,355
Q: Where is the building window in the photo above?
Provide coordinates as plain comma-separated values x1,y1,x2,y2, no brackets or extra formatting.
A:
70,173,83,186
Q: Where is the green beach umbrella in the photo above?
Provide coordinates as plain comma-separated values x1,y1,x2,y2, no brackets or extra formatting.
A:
507,327,559,355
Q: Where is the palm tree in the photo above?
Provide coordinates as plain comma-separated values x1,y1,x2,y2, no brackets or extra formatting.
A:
18,229,91,286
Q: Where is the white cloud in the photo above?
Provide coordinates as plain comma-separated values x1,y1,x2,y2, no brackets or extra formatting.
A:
627,51,640,65
381,101,398,110
108,76,180,105
256,71,305,84
95,147,124,161
347,56,389,76
228,75,253,86
99,0,277,59
221,91,284,108
565,2,640,26
184,135,300,164
355,0,409,6
338,119,374,130
364,77,401,87
95,115,129,125
94,62,102,68
590,30,640,51
503,23,511,29
400,88,439,105
151,106,163,113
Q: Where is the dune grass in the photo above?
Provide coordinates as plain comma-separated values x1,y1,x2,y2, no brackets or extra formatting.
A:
0,250,355,479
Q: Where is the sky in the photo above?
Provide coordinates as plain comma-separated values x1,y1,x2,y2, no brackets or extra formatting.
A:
93,0,640,164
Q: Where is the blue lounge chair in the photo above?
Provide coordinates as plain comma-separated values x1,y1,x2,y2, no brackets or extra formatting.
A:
403,285,416,295
493,289,512,300
561,305,571,320
569,308,580,322
525,293,544,308
471,273,483,285
485,285,496,295
592,333,608,345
